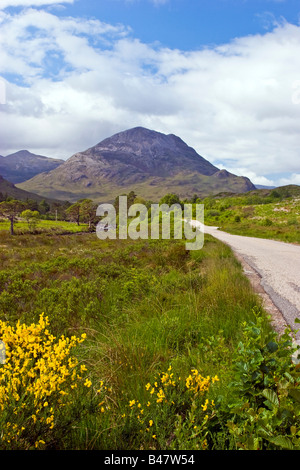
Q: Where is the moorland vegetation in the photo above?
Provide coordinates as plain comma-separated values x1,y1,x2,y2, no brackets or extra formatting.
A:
1,186,300,449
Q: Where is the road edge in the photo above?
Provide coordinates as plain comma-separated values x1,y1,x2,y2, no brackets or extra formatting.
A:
233,251,289,337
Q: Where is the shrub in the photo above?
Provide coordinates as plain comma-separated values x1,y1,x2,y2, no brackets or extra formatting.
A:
262,218,273,226
213,315,300,450
126,365,219,450
21,210,40,232
0,314,109,449
287,217,298,226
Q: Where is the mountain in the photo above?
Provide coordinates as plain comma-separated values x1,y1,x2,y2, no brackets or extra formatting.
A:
254,185,276,190
0,150,64,184
0,174,58,203
17,127,256,202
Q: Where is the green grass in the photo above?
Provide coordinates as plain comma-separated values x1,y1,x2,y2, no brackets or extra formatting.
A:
202,191,300,244
0,228,278,450
219,222,300,244
0,219,89,234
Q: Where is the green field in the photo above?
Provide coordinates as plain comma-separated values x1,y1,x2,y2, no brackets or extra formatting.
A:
202,186,300,244
0,219,89,234
1,226,300,450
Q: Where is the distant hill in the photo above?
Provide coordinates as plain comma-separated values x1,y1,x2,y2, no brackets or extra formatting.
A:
0,150,63,184
0,174,58,204
255,185,276,190
248,184,300,199
18,127,256,202
210,184,300,201
265,184,300,198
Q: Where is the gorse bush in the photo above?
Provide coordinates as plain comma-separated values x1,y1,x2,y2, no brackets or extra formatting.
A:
0,314,110,449
1,299,300,450
126,366,219,450
116,315,300,451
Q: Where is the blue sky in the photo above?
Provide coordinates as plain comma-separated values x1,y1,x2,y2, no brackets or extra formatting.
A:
6,0,300,51
60,0,300,50
0,0,300,187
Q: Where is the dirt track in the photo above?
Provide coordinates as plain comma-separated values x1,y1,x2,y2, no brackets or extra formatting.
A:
198,224,300,341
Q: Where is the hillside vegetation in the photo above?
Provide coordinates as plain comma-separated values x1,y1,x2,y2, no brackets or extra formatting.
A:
200,185,300,244
0,175,58,205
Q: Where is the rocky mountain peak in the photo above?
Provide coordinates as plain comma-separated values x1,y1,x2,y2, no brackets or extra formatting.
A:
96,127,198,156
17,127,256,202
72,126,219,178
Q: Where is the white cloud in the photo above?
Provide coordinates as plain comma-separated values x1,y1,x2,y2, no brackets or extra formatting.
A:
216,164,276,187
0,8,129,80
0,0,74,9
279,174,300,186
0,7,300,187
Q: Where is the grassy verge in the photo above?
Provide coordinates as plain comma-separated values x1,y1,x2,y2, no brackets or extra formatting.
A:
216,222,300,244
0,231,299,450
202,191,300,244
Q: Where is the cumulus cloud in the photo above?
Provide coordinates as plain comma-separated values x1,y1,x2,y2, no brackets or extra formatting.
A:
279,174,300,186
0,6,300,186
216,164,276,187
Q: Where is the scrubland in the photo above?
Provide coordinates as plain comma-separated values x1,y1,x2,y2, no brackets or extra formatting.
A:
0,224,300,450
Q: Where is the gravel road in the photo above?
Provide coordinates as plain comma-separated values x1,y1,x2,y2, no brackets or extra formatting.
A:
192,222,300,340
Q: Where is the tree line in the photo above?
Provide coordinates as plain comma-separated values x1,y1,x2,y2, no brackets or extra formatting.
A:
0,197,99,235
0,190,216,236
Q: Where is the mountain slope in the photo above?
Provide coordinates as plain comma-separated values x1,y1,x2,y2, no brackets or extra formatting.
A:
18,127,255,202
0,150,63,184
0,174,58,204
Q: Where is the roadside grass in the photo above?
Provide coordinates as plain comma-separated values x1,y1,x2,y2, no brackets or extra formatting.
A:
202,193,300,243
218,222,300,244
1,230,299,450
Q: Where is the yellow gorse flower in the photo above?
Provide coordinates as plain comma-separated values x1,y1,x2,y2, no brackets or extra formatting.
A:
0,314,87,445
156,388,165,403
130,365,219,441
201,399,209,411
84,379,92,388
185,369,212,394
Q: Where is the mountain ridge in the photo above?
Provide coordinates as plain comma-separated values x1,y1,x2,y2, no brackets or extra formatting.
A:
17,127,256,202
0,150,64,184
